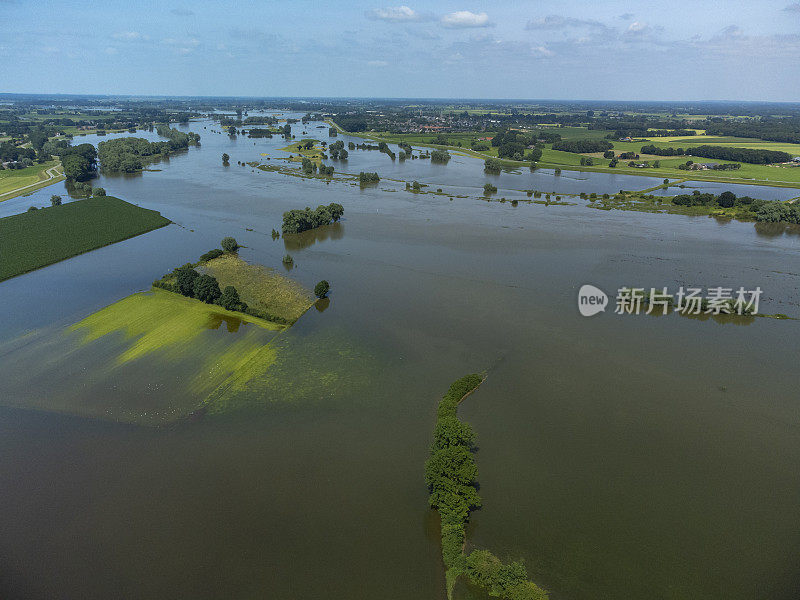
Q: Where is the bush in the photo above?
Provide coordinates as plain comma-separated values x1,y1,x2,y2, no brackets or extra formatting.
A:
199,248,224,262
50,195,62,206
282,254,293,265
314,280,330,299
93,187,106,197
221,236,239,252
483,183,497,195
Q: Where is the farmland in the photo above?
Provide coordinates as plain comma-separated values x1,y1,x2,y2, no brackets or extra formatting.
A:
0,160,63,200
0,196,171,281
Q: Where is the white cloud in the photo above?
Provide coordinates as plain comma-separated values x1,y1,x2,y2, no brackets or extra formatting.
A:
367,60,389,67
367,6,421,22
170,8,194,16
104,46,118,55
525,15,606,31
441,11,490,28
784,2,800,12
112,31,142,40
627,21,648,33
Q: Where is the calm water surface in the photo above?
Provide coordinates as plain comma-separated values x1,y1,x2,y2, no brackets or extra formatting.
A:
1,115,798,600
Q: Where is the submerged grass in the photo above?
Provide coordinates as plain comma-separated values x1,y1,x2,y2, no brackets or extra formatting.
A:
199,254,314,324
70,288,281,365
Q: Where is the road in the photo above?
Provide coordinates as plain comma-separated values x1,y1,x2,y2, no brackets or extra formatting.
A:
0,165,64,202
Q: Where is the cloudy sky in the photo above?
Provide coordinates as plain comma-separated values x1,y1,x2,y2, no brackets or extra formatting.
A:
2,0,800,100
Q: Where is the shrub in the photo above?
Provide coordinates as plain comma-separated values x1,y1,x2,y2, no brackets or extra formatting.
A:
50,195,62,206
314,280,330,299
282,254,293,265
199,248,224,262
221,236,239,252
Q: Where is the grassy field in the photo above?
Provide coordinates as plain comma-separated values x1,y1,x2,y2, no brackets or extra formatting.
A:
199,253,314,323
0,196,171,281
279,139,325,163
0,160,62,199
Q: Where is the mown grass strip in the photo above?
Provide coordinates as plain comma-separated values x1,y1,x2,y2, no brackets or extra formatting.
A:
0,196,171,281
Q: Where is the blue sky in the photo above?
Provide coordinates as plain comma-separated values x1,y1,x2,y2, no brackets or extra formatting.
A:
2,0,800,100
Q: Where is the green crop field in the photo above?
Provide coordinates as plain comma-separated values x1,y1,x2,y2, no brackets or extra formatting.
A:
0,196,171,281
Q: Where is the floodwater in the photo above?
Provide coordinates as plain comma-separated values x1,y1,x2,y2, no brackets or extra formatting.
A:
1,115,799,600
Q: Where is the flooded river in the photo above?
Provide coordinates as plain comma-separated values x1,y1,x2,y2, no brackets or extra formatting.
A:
1,115,798,600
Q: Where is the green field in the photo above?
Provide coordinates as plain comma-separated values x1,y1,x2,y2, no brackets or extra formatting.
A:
0,160,63,199
0,196,171,281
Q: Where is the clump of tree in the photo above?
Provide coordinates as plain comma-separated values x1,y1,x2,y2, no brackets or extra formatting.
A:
484,158,502,174
359,171,380,184
222,153,230,165
483,183,497,195
50,195,62,206
282,203,344,234
328,140,348,160
430,149,451,163
97,127,199,173
59,143,97,181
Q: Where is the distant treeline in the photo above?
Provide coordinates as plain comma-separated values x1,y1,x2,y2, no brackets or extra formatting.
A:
703,117,800,144
641,144,792,164
552,139,613,153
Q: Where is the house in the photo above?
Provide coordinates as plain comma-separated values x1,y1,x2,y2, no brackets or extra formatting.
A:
793,156,800,162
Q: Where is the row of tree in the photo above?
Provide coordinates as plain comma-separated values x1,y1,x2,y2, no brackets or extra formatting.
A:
642,144,792,163
425,374,548,600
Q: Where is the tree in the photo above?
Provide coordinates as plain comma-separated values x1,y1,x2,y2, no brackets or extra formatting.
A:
221,236,239,252
717,190,737,208
193,274,222,304
50,195,62,206
222,153,230,165
93,187,106,197
314,280,330,299
219,285,245,311
175,265,199,297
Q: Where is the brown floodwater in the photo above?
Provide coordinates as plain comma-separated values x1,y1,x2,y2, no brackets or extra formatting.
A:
0,115,798,600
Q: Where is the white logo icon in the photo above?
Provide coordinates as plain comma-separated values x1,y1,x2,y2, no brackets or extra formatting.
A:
578,284,608,317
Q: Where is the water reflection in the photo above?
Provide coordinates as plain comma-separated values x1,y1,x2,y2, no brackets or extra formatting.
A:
754,221,800,238
314,297,330,313
205,312,244,332
283,221,345,250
